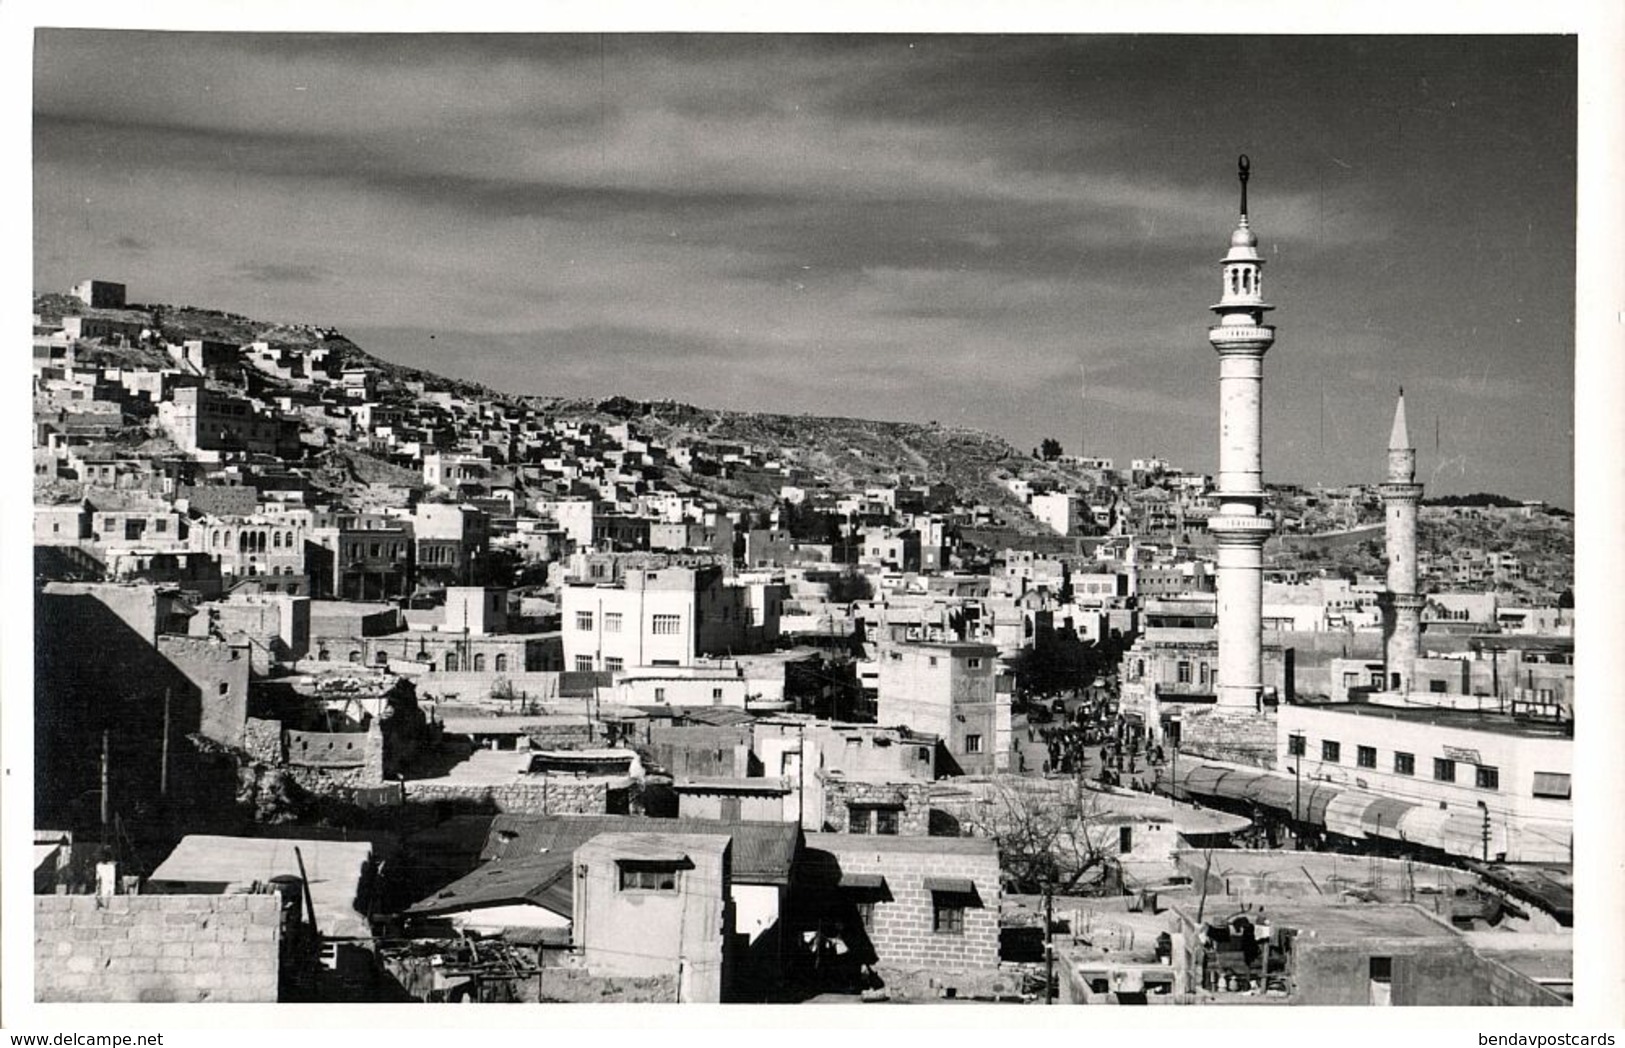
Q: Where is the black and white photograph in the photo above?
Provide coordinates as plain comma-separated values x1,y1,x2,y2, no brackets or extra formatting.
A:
7,2,1623,1031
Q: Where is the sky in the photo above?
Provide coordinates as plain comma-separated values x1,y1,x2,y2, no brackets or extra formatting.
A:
32,32,1578,506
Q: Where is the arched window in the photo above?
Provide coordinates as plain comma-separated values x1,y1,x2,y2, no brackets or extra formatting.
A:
375,651,388,666
494,654,508,673
239,533,249,553
318,648,330,661
473,654,486,672
273,531,282,548
348,650,361,663
445,653,459,673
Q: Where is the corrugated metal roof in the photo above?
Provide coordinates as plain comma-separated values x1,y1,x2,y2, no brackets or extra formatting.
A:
405,853,575,919
480,814,799,884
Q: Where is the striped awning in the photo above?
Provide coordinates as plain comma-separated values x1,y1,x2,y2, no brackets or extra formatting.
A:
1303,783,1342,827
1211,770,1269,802
1324,790,1380,838
1361,797,1417,840
1397,806,1453,850
1241,775,1300,813
1181,765,1231,797
1443,813,1488,857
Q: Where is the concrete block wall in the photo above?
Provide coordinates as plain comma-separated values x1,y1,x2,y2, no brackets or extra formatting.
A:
823,846,1000,979
35,894,280,1003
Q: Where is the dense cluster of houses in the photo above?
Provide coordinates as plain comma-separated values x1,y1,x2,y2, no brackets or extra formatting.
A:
29,280,1575,1006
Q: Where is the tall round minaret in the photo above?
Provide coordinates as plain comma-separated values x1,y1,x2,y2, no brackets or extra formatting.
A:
1379,389,1424,691
1206,156,1276,711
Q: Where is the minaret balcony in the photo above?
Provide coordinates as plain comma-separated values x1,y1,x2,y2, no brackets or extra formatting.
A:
1379,482,1424,500
1208,323,1275,344
1207,514,1275,534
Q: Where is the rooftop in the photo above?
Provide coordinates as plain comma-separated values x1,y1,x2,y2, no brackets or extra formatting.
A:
1288,700,1574,739
481,814,799,884
804,832,998,858
147,835,373,938
1174,900,1458,943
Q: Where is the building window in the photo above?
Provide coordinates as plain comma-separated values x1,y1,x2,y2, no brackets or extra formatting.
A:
1357,746,1377,769
1475,765,1500,791
652,614,681,635
964,734,984,754
1532,771,1570,799
874,809,899,835
1429,679,1448,694
933,900,965,936
855,900,876,932
604,612,622,632
1321,740,1341,763
618,862,679,892
375,651,388,667
575,611,594,631
1177,661,1192,684
494,654,507,672
445,653,459,673
348,650,361,664
654,687,667,703
1433,758,1456,783
1287,734,1306,757
604,657,623,673
575,656,594,672
1394,752,1415,776
712,687,724,702
967,657,982,669
473,653,486,672
928,656,938,668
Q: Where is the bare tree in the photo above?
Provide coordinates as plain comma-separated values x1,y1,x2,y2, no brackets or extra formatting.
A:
959,774,1110,896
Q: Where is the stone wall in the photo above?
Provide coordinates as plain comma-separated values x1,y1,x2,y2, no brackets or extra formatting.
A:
1178,707,1277,770
286,729,369,768
242,716,284,764
400,778,612,815
820,779,931,836
536,967,677,1003
35,894,280,1003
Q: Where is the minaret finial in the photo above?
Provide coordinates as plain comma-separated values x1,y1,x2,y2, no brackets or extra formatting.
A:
1238,154,1250,223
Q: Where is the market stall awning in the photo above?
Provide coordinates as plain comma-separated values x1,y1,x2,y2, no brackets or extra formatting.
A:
1242,775,1301,813
1324,790,1381,839
1361,797,1418,840
1302,782,1342,827
1180,764,1231,798
1211,770,1269,803
1397,806,1453,850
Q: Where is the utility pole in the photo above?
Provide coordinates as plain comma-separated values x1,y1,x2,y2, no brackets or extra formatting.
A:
160,687,171,797
1044,887,1055,1004
99,729,111,852
1293,749,1302,848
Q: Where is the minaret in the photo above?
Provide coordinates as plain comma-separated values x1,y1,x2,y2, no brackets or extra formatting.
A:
1206,155,1276,711
1379,389,1425,691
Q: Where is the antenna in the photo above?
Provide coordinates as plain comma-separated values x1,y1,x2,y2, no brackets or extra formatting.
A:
1238,155,1251,220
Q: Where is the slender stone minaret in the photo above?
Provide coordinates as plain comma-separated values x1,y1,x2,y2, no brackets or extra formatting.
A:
1379,389,1424,692
1207,155,1276,711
